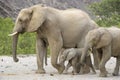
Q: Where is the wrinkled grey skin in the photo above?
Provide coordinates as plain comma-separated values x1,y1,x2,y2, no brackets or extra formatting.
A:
81,27,120,77
59,48,96,74
10,4,98,74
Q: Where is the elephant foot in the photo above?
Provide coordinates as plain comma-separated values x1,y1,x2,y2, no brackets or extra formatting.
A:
36,69,46,74
79,69,85,74
72,71,77,75
63,70,68,74
91,71,96,74
79,71,84,74
91,68,96,74
80,66,90,74
112,72,119,76
79,71,90,74
99,71,108,77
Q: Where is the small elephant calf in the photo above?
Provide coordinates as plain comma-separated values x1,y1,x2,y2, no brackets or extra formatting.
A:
59,48,96,74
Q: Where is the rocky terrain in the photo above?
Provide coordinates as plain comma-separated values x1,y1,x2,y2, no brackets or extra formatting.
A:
0,0,101,19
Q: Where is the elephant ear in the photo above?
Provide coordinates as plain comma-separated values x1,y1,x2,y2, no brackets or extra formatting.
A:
96,29,112,48
27,5,46,32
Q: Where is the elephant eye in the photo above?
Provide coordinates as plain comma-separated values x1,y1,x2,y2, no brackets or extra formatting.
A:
19,19,22,22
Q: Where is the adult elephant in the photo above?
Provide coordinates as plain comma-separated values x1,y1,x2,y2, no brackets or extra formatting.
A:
9,4,98,74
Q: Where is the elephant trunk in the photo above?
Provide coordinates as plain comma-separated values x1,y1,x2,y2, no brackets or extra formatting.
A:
12,33,19,62
81,45,90,64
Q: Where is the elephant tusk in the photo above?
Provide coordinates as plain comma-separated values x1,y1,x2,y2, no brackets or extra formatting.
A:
8,32,18,36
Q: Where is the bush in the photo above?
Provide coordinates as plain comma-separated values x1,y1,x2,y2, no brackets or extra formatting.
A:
0,17,36,55
0,17,14,55
89,0,120,27
17,33,36,54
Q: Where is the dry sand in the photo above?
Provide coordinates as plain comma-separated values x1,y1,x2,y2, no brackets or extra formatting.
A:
0,55,120,80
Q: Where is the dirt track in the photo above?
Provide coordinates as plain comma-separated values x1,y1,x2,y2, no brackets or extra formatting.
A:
0,55,120,80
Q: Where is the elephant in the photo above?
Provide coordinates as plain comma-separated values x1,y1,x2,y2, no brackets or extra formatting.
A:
81,27,120,77
9,4,98,74
59,48,96,74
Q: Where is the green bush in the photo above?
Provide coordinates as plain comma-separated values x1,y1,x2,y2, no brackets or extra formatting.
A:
89,0,120,27
0,17,36,55
17,33,36,54
0,17,14,55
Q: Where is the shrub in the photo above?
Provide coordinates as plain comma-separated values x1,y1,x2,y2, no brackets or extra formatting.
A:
89,0,120,27
0,17,14,55
17,33,36,54
0,17,36,55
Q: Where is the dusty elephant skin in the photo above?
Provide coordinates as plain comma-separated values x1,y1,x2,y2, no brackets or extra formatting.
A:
81,27,120,77
9,4,98,74
59,48,96,74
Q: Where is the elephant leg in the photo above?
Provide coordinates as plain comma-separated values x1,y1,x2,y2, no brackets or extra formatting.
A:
86,55,96,74
50,45,64,74
72,62,78,74
64,62,72,74
90,64,96,74
36,37,46,74
92,49,99,70
97,50,102,65
80,64,90,74
98,48,103,61
112,56,120,76
71,58,79,74
76,63,81,73
72,66,78,74
49,37,63,73
99,46,111,77
79,65,84,74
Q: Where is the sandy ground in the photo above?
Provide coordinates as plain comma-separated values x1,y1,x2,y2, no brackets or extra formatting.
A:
0,55,120,80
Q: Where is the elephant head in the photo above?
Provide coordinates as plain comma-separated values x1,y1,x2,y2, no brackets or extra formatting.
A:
81,28,112,63
9,4,46,62
59,48,76,64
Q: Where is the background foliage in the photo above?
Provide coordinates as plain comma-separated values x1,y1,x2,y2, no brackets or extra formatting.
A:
89,0,120,27
0,17,36,55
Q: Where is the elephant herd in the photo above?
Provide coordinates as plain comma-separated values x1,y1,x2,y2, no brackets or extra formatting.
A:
9,4,120,77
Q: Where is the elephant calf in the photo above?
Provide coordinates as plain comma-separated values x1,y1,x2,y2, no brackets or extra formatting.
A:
59,48,96,74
